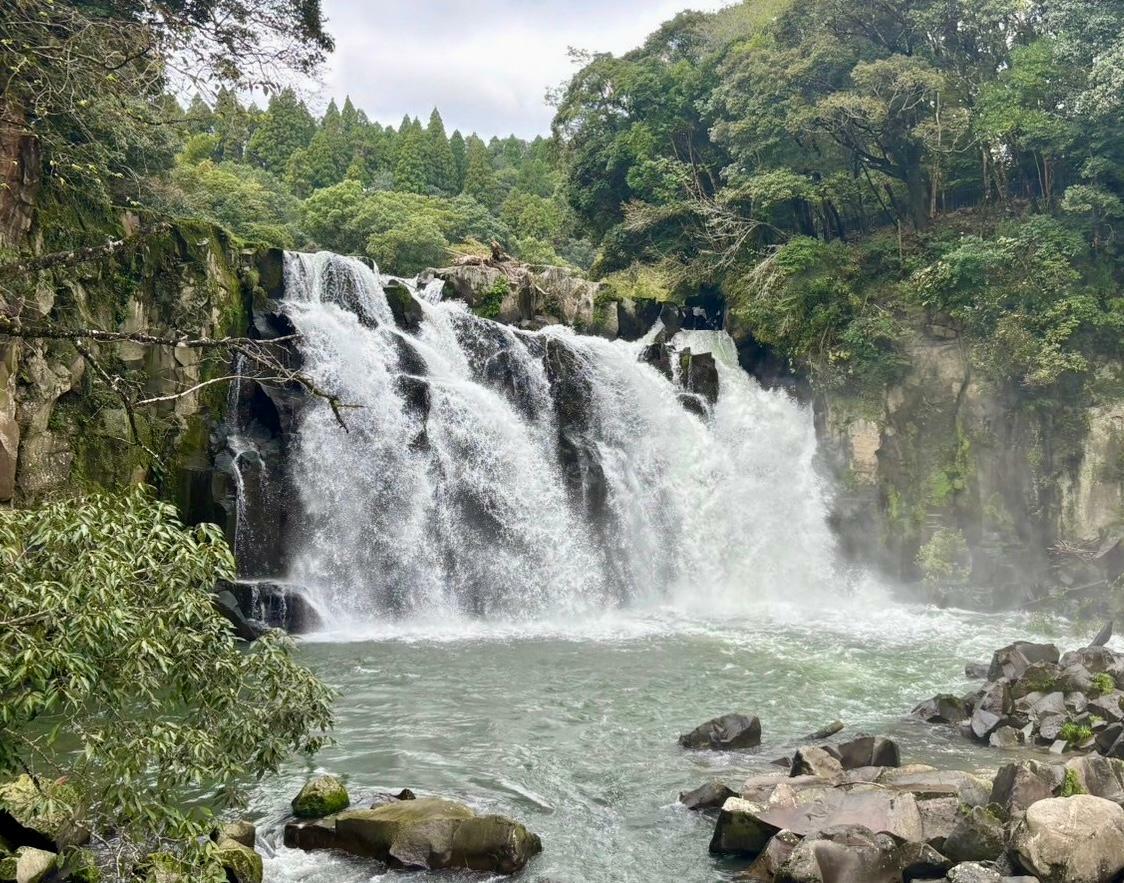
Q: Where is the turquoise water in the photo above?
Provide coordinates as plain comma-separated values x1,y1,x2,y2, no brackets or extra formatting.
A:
245,602,1093,882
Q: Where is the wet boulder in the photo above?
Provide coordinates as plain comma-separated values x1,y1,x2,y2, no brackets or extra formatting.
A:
710,798,779,856
679,714,761,750
945,862,1003,883
291,775,350,819
217,580,322,635
679,781,737,812
678,349,719,405
970,683,1013,741
989,642,1060,682
383,280,424,332
913,694,969,724
965,661,991,680
739,829,801,880
1012,795,1124,883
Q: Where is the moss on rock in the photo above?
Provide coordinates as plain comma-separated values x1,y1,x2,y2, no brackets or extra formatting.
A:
291,775,350,819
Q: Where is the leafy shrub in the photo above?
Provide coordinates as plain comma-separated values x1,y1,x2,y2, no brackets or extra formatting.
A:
0,488,334,877
916,528,972,586
1059,722,1094,746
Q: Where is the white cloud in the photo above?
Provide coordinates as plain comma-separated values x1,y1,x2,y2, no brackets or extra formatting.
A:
313,0,733,137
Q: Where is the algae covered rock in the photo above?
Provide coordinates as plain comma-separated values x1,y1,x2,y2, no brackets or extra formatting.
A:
213,819,256,849
0,776,88,850
337,797,540,874
291,775,349,818
215,837,262,883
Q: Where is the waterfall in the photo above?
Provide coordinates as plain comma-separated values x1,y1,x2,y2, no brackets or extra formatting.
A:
274,251,844,624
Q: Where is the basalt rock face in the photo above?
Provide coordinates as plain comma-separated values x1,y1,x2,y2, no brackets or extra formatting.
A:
814,328,1124,601
1,223,265,518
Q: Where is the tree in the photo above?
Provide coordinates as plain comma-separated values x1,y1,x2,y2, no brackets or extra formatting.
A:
394,119,429,194
462,136,500,210
0,0,333,242
246,89,317,177
0,487,334,878
424,109,458,194
449,130,467,192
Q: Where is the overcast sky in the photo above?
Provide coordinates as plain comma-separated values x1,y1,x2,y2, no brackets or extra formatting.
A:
311,0,733,138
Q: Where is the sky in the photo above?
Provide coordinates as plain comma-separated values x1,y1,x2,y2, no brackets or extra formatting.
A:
312,0,733,139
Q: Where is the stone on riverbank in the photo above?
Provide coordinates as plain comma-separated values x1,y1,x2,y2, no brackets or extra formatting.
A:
679,714,762,750
1012,795,1124,883
13,847,57,883
0,776,88,851
291,775,350,818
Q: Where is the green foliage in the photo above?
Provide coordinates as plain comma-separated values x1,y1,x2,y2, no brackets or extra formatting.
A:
0,488,334,877
916,528,972,587
475,277,510,319
1059,722,1094,747
1090,673,1116,697
1061,768,1086,797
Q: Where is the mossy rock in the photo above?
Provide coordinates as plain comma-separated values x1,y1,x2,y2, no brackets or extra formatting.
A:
215,838,262,883
213,820,256,849
291,775,349,819
14,847,57,883
0,775,88,849
0,853,15,881
137,852,188,883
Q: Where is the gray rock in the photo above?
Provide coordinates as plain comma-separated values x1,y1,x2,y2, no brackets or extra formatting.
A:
753,783,924,843
1091,621,1113,647
14,847,57,883
1012,795,1124,883
1095,722,1123,755
805,721,845,741
946,862,1002,883
1088,692,1124,723
966,662,991,680
1037,714,1066,743
990,726,1022,749
1063,755,1124,804
989,643,1060,682
790,746,845,780
679,713,761,750
214,820,256,849
709,798,778,856
740,829,801,880
942,805,1007,863
679,780,736,812
914,695,969,724
918,797,959,849
773,824,902,883
1057,664,1095,694
990,761,1063,816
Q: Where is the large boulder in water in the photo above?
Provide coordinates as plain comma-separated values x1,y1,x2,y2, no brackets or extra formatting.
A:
291,775,350,819
287,797,542,875
913,694,969,724
217,580,322,635
679,781,737,812
1012,795,1124,883
678,714,761,750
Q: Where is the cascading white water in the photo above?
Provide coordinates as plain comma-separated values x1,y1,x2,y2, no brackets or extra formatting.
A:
277,251,848,625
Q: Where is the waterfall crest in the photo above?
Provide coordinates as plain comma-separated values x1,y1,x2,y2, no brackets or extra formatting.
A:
276,251,844,624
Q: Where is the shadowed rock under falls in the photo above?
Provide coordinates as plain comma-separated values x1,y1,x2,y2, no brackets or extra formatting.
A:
276,251,844,625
